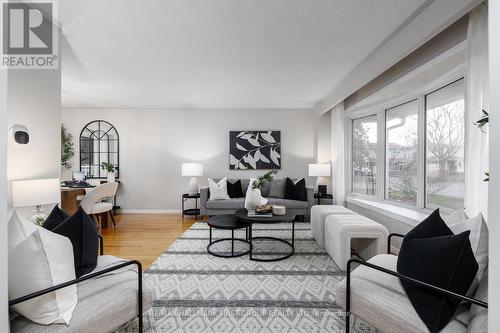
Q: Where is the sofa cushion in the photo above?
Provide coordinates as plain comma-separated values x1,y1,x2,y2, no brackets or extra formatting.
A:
397,209,478,332
261,180,271,197
42,205,69,231
336,254,466,333
51,208,99,278
10,255,153,333
208,178,230,200
227,179,244,198
9,222,77,325
269,178,286,198
266,198,308,209
206,198,245,210
284,178,307,201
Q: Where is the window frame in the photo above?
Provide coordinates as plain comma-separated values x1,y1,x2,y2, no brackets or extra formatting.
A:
345,74,467,214
384,99,419,205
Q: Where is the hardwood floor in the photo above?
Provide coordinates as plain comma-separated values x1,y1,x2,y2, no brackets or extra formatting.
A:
100,213,198,270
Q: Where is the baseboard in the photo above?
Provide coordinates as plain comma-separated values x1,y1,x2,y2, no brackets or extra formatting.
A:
119,209,182,214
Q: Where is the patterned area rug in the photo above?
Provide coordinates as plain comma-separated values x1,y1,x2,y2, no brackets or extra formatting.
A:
121,221,376,332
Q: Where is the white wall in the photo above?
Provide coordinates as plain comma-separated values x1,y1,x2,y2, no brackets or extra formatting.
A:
488,0,500,330
316,111,331,163
62,108,316,212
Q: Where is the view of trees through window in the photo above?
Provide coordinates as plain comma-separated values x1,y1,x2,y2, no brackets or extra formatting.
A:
425,79,465,210
350,78,465,211
385,100,418,204
352,116,377,195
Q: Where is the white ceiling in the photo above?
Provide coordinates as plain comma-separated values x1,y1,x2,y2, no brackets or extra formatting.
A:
60,0,427,109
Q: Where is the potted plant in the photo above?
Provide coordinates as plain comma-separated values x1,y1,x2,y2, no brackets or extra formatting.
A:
61,125,75,170
101,162,118,182
244,170,278,210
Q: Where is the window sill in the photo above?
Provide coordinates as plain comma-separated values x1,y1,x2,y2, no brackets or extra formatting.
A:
345,197,430,227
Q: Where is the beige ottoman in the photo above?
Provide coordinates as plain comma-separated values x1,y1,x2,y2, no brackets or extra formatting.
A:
310,205,354,248
324,213,388,270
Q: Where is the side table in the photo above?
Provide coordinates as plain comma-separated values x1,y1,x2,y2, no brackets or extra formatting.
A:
182,193,200,219
314,193,333,205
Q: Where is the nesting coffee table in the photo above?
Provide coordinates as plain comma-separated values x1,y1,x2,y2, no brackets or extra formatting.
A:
234,209,296,262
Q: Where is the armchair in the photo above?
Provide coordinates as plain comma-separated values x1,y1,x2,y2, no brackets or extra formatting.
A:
338,233,488,333
10,257,152,333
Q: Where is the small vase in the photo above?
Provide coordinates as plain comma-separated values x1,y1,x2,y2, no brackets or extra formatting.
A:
107,171,116,183
245,188,262,210
245,188,268,210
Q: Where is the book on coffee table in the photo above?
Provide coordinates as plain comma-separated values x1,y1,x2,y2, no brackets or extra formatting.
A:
247,209,273,217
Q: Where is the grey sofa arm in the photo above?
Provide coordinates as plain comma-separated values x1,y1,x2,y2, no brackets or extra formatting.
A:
306,186,315,213
200,186,209,216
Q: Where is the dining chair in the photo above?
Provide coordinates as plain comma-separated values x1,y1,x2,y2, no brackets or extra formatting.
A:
80,182,119,230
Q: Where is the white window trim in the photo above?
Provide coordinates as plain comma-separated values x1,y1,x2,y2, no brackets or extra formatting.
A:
345,71,467,216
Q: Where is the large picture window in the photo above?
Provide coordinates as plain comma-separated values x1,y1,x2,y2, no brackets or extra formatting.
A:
425,79,465,210
385,100,418,204
352,116,377,195
349,77,466,212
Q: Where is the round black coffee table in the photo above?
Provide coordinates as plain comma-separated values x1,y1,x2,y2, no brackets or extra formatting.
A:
207,215,251,258
235,209,296,262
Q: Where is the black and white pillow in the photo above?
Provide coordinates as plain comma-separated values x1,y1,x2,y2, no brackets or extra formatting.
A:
284,178,307,201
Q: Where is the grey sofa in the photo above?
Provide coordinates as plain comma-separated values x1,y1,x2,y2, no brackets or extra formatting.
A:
10,255,152,333
200,178,314,218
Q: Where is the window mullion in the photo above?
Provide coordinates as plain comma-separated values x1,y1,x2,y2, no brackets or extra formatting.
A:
417,95,426,209
377,110,385,200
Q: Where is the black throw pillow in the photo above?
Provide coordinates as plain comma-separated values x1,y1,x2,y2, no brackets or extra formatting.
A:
397,209,478,332
42,205,69,230
227,180,244,198
284,178,307,201
51,208,99,278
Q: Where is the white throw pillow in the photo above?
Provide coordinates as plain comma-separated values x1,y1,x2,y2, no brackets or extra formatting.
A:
8,214,77,325
208,177,230,200
8,211,38,252
443,208,468,225
448,213,488,293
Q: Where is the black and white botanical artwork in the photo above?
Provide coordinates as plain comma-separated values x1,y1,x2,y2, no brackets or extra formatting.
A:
229,131,281,170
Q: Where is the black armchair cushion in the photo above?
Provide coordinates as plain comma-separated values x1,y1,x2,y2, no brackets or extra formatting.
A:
227,179,244,198
51,208,99,278
42,205,69,230
397,209,478,332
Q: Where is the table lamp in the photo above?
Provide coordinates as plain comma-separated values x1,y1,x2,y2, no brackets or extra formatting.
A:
182,163,203,194
308,163,331,195
12,178,61,225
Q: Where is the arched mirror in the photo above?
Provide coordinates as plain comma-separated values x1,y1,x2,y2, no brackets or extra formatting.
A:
79,120,119,178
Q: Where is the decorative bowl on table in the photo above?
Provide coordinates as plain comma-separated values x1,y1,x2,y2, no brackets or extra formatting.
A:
272,205,286,216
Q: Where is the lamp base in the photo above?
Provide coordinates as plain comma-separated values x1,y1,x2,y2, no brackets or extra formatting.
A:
187,177,199,194
31,205,47,226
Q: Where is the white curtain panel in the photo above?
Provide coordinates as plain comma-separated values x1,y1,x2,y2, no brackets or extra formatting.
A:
465,4,489,219
331,102,346,205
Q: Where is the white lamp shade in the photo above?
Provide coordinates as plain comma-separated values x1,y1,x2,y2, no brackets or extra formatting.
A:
12,178,61,208
308,163,331,177
181,163,203,177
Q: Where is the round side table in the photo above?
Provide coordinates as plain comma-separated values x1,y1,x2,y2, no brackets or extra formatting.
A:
207,215,251,258
182,193,200,219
